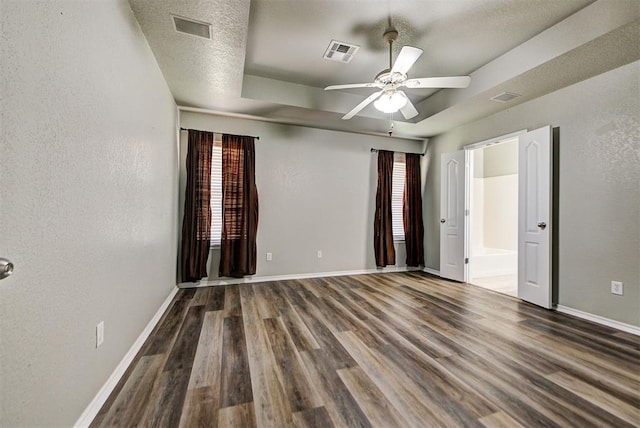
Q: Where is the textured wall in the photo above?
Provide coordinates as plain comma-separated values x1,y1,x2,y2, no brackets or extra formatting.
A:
0,1,178,426
179,112,425,281
483,141,518,178
482,175,518,251
424,61,640,326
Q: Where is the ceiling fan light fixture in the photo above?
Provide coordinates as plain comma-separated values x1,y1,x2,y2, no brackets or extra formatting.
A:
374,91,408,113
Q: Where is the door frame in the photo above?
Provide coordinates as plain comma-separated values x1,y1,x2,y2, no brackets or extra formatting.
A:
462,130,527,283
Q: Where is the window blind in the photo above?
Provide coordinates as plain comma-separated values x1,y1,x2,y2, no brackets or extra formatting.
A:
210,134,223,245
391,154,406,241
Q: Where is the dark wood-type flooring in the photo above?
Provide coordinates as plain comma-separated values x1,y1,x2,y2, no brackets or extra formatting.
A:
92,272,640,427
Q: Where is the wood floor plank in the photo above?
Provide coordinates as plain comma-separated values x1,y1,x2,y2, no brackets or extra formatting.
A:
190,287,210,306
187,310,225,390
205,285,226,312
224,284,242,317
178,311,225,427
335,330,451,427
218,402,257,428
546,371,640,426
279,306,320,352
178,386,217,428
95,355,163,428
93,273,640,428
287,288,357,370
139,367,191,428
320,296,387,348
239,284,295,428
219,316,253,408
164,305,205,372
262,317,323,412
292,406,334,428
377,343,496,421
336,366,408,427
299,349,372,428
253,283,281,319
141,298,189,356
479,411,526,428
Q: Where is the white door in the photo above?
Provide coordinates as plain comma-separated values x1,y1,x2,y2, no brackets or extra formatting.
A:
440,150,465,282
518,126,553,308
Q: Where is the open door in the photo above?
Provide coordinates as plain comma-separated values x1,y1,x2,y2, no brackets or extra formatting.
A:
440,150,465,282
518,126,553,308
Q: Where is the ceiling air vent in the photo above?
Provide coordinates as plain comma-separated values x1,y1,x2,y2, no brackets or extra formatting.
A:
323,40,360,63
491,92,521,103
171,14,212,40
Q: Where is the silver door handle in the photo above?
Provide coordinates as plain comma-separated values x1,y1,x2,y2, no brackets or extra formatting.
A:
440,218,446,223
0,258,14,280
537,222,547,230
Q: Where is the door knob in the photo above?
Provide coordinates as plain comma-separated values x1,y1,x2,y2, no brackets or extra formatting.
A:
440,218,446,223
0,258,14,280
537,222,547,230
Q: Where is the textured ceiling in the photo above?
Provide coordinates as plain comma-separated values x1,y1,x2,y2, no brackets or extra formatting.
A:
128,0,640,140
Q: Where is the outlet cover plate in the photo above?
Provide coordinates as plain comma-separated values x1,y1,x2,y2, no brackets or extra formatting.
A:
611,281,623,295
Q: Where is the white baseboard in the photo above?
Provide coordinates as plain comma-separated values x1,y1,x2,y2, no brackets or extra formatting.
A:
423,267,441,277
556,305,640,336
74,286,180,427
180,266,422,288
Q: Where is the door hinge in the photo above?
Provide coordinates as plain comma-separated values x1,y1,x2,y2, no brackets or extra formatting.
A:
465,258,469,264
465,209,470,216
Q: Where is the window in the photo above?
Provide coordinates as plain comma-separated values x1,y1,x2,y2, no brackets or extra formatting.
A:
391,153,406,241
210,134,222,246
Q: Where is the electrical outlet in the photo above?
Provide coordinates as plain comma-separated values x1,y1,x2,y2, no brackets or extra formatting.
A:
611,281,623,296
96,321,104,348
266,252,272,261
317,250,322,259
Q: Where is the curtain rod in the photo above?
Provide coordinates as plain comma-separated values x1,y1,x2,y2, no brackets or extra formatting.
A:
180,127,260,140
371,148,424,156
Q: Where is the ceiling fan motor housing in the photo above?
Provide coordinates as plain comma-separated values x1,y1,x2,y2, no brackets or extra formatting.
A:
375,70,407,86
383,29,399,43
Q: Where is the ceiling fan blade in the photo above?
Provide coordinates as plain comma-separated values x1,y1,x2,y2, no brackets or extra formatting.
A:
391,46,423,76
399,92,419,120
403,76,471,89
325,82,382,91
342,90,383,120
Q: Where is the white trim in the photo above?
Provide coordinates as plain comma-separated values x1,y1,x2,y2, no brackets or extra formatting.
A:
74,286,180,427
423,267,441,277
178,106,425,142
179,266,422,288
556,305,640,336
463,129,527,150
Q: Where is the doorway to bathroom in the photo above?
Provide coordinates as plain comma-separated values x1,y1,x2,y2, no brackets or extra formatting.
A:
467,137,519,297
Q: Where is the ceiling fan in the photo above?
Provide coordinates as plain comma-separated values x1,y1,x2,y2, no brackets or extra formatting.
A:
325,28,471,120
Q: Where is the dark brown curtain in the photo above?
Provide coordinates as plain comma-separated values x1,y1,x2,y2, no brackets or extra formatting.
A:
404,153,425,267
219,134,259,278
180,130,213,282
374,150,396,267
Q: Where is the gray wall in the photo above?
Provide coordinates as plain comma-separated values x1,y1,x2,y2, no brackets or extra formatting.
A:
483,141,518,177
0,1,178,426
180,112,425,281
472,141,518,178
424,61,640,326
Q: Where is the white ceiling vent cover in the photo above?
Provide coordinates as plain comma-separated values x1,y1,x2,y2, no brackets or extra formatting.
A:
323,40,360,63
491,92,521,103
171,14,212,39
